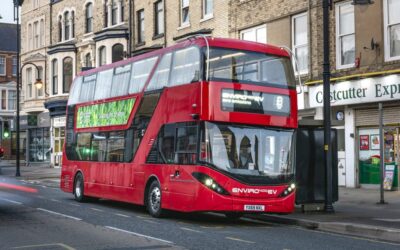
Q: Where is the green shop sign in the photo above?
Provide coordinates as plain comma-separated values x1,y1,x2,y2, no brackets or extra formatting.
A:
76,98,136,128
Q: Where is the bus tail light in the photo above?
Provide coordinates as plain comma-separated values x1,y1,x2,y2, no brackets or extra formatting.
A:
279,183,296,197
192,172,230,196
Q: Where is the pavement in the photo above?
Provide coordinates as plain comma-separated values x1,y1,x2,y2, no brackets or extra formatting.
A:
1,161,400,244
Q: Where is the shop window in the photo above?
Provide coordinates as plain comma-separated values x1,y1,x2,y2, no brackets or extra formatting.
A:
29,128,50,162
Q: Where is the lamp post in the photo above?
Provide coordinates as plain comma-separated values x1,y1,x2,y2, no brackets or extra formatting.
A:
14,0,22,177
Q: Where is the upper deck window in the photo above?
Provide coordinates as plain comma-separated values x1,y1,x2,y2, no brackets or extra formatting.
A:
146,46,200,91
129,56,158,94
207,48,295,88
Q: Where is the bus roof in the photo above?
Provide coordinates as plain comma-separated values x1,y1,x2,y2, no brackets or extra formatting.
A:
78,37,291,78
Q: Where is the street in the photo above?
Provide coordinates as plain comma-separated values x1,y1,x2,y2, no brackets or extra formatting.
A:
1,176,399,250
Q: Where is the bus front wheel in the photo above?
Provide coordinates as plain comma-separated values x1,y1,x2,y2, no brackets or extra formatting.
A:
74,173,87,202
147,181,164,218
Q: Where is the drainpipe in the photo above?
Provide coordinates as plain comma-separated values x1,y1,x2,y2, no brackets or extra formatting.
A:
128,0,132,56
163,0,167,47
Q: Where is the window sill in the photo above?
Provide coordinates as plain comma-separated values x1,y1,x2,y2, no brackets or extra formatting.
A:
136,42,146,48
200,15,214,23
177,23,191,30
152,34,165,40
83,32,94,37
336,64,355,71
384,56,400,63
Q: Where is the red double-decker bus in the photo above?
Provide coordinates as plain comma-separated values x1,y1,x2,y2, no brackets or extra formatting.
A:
60,37,298,218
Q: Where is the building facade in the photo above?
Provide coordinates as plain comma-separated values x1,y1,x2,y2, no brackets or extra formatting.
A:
0,23,18,160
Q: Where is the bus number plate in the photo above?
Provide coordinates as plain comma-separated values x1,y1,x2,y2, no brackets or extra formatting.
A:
244,205,265,211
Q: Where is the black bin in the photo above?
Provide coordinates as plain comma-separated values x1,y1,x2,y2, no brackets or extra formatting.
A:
295,126,339,204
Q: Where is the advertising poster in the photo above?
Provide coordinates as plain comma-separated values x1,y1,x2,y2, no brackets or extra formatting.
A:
76,98,136,128
370,134,380,150
384,165,395,191
360,135,369,150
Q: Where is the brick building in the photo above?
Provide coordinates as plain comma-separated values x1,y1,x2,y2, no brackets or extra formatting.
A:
0,23,18,160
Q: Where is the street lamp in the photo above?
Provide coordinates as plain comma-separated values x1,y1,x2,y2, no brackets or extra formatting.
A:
14,0,22,177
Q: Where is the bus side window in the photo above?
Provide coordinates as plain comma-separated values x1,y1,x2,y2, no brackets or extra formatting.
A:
91,133,107,162
76,133,92,161
130,56,158,94
107,131,125,162
160,124,175,164
170,47,200,87
146,53,172,91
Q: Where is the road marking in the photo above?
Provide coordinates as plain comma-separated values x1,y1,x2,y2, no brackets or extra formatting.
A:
136,215,151,219
114,213,131,218
374,218,400,222
180,227,202,233
36,195,45,199
41,185,47,188
226,237,255,244
105,226,174,244
50,199,61,203
0,198,23,205
13,243,76,250
90,207,104,212
37,208,82,221
200,225,225,229
143,219,160,224
69,203,81,207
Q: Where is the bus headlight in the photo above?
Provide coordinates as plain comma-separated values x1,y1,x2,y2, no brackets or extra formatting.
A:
192,172,230,196
279,183,296,197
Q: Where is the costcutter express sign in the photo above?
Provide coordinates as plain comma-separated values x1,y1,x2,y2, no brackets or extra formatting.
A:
309,74,400,108
76,98,136,128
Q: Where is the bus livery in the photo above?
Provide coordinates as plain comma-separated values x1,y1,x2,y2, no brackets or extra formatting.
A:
61,37,298,218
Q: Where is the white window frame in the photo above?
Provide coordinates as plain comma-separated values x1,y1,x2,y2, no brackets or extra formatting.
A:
292,12,309,75
383,0,400,62
335,1,355,70
202,0,213,20
154,0,164,36
180,0,190,27
240,24,267,44
26,67,33,100
33,21,39,49
12,56,17,76
8,90,17,111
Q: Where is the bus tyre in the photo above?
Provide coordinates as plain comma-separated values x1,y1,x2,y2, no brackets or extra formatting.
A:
224,212,243,220
147,181,164,218
74,173,87,202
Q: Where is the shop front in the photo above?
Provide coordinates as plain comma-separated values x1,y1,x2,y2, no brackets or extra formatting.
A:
308,74,400,189
20,113,51,165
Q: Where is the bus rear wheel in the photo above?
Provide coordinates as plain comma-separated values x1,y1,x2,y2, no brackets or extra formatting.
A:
147,181,164,218
74,173,87,202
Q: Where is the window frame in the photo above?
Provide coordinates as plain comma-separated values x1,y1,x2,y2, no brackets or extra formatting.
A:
240,24,267,44
86,3,93,33
154,0,164,37
8,90,17,111
0,56,5,76
26,67,33,99
202,0,213,20
12,56,17,76
335,1,355,69
99,46,107,66
383,0,400,62
62,57,73,94
137,9,145,44
180,0,190,27
52,59,58,95
291,12,309,75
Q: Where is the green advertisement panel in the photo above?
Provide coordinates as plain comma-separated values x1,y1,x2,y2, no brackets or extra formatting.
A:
76,98,136,128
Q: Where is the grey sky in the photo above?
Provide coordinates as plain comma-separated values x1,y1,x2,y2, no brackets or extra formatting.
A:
0,1,17,24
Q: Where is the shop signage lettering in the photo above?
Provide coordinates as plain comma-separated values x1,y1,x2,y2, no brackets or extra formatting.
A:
76,98,136,128
309,74,400,108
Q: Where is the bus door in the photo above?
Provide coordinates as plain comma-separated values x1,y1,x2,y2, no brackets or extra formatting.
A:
164,124,197,210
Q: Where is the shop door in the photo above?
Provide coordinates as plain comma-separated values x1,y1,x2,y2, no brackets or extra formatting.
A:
336,128,346,186
53,127,65,167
